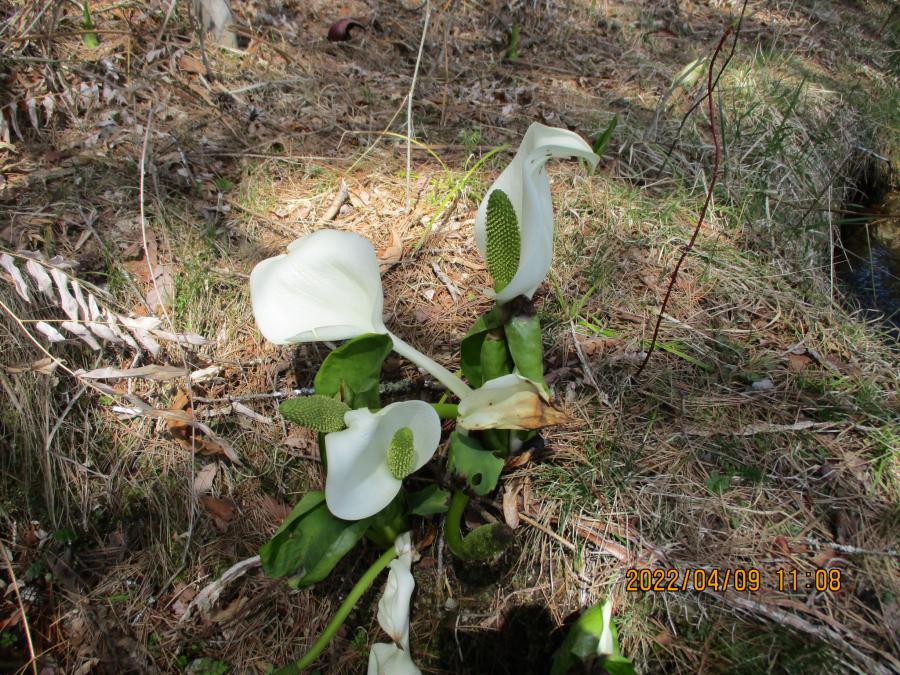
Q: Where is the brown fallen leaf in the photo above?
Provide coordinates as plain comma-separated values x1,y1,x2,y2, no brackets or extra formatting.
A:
200,495,236,531
378,228,403,266
167,390,240,462
260,494,291,523
178,54,206,74
786,352,813,372
193,462,218,495
579,336,624,357
211,596,247,624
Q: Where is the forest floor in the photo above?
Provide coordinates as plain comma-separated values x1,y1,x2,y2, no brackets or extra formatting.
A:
1,0,898,673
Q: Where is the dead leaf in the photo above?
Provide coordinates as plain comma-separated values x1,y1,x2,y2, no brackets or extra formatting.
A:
170,582,197,618
378,229,403,266
786,352,813,372
193,462,218,495
502,483,522,529
200,495,236,531
260,495,291,523
78,364,187,381
167,390,241,462
178,54,206,74
211,596,247,624
579,337,624,357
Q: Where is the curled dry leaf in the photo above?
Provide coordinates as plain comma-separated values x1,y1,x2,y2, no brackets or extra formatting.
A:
200,495,236,531
167,390,241,463
327,17,365,41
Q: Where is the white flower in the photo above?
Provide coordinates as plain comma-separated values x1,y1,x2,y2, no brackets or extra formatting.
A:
324,401,441,520
367,643,422,675
597,597,615,656
457,374,571,431
377,532,417,650
474,123,599,303
250,229,387,345
249,229,472,399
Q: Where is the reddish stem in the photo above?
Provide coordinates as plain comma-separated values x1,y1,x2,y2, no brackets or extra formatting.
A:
633,26,734,380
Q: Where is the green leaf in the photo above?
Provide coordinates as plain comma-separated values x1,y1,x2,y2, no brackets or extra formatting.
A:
81,2,98,48
447,431,504,496
505,311,546,389
278,395,349,432
408,484,451,516
551,600,631,675
485,189,520,293
602,655,636,675
259,492,369,586
480,331,512,381
591,115,618,157
364,492,409,547
314,333,393,409
460,307,504,388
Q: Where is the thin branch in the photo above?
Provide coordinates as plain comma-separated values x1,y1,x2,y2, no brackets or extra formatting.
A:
406,1,431,209
655,0,749,179
634,25,733,379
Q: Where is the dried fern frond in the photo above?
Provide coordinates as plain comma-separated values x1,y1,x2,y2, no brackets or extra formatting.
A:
0,250,209,355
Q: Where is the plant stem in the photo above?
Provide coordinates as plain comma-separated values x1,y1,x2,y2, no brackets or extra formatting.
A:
388,332,473,400
445,490,469,559
276,546,398,674
431,403,459,419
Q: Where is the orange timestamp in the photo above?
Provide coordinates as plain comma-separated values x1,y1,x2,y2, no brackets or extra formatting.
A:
626,567,762,592
625,567,844,593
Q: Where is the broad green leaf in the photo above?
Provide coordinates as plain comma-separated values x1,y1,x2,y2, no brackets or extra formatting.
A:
278,395,349,432
314,333,393,409
447,431,504,496
485,189,520,293
259,491,369,586
460,307,504,388
408,484,451,516
364,492,409,547
551,600,630,675
591,115,618,157
480,331,512,381
505,311,546,389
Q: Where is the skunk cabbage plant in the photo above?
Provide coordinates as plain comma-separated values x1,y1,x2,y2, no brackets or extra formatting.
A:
475,122,599,303
369,533,422,675
325,401,441,520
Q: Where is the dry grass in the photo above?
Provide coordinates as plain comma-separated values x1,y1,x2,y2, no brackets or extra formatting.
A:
0,0,898,673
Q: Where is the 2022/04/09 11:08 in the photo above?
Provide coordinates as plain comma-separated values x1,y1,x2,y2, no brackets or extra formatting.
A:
624,567,843,593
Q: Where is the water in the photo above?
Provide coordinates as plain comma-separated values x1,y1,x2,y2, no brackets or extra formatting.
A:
837,191,900,338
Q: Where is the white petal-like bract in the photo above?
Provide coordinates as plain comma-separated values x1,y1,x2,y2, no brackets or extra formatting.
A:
324,401,440,520
475,123,598,303
250,230,387,345
367,643,422,675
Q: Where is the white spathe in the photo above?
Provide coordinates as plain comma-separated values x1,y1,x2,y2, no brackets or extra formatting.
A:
367,643,422,675
377,533,417,650
474,123,599,303
325,402,441,520
457,374,570,431
250,230,387,344
597,598,615,656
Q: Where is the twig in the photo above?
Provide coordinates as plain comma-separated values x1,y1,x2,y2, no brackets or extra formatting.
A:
655,0,749,178
0,544,38,675
320,179,349,221
180,555,261,622
406,0,431,210
569,320,607,403
634,25,733,379
708,591,894,675
431,262,460,301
